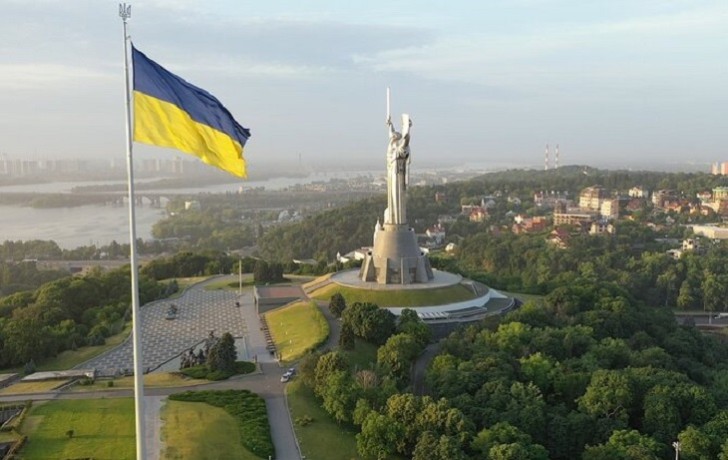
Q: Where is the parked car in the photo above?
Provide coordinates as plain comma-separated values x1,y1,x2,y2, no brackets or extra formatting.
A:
281,368,294,383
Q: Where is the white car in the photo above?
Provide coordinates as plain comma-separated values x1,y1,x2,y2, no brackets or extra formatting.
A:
281,369,294,383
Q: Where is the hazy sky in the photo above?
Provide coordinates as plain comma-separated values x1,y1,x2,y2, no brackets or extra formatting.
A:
1,0,726,171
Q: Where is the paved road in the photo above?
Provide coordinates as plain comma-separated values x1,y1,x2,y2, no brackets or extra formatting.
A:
677,314,728,327
412,342,441,396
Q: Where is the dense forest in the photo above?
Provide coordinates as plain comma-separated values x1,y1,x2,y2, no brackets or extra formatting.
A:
0,265,168,368
301,278,728,459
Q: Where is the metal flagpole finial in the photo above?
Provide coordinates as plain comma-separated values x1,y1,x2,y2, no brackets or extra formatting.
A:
119,3,131,21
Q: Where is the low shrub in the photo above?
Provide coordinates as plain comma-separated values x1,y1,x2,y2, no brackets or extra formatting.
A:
295,415,314,426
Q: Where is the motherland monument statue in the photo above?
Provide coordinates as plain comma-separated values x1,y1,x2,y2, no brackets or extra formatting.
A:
385,109,411,226
359,88,434,285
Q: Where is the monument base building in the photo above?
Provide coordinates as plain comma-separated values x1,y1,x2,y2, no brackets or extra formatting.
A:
359,222,434,284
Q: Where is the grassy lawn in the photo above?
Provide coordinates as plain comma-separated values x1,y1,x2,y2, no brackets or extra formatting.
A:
204,275,253,291
265,301,329,362
19,399,135,460
169,390,273,458
164,276,210,299
174,276,208,290
310,283,477,307
0,380,70,395
286,379,360,460
70,372,209,392
161,400,258,460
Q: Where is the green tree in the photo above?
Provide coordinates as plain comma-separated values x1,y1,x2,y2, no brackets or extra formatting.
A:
339,322,355,350
583,429,662,460
342,302,395,345
677,425,713,460
253,260,270,283
320,370,359,423
397,308,431,346
377,333,421,385
314,351,349,397
207,332,237,373
472,422,547,459
578,369,634,422
329,292,347,318
489,442,549,460
677,280,699,310
357,412,403,460
297,350,322,389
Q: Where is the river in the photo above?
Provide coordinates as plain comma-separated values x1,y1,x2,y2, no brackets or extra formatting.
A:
0,204,164,249
0,172,378,249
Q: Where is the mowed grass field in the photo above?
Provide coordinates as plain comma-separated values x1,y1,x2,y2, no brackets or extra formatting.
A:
310,282,477,307
265,301,329,362
161,400,258,460
286,379,360,460
19,399,135,460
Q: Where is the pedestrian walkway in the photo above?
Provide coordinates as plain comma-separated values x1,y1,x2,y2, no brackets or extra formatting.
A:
77,277,247,374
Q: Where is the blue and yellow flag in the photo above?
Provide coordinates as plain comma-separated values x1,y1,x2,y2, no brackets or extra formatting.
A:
132,45,250,178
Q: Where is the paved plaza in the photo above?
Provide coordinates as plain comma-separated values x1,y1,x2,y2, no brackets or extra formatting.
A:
76,277,253,375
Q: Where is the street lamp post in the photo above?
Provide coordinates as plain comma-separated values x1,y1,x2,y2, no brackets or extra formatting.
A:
672,441,680,460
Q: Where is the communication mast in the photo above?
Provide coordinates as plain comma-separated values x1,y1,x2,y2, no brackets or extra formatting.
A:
544,144,550,171
555,144,560,169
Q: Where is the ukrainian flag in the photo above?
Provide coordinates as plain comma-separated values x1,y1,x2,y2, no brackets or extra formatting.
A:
132,45,251,178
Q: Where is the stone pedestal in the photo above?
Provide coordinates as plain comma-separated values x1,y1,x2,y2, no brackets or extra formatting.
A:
359,223,434,284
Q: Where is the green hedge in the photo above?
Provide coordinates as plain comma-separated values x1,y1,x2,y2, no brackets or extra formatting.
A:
169,390,274,459
180,361,256,380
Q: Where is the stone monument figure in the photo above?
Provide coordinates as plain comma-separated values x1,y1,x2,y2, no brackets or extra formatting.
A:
385,113,412,225
359,88,433,285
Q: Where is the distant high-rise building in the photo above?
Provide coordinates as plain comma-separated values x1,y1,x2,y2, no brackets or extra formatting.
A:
579,186,608,211
712,162,728,175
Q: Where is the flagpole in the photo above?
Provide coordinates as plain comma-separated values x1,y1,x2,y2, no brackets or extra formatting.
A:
119,4,147,459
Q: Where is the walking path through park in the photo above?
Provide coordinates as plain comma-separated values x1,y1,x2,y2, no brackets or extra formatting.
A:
76,278,248,374
3,276,301,460
145,395,165,460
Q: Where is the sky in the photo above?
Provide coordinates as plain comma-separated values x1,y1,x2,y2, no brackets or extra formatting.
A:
1,0,727,172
